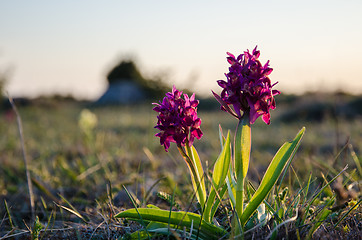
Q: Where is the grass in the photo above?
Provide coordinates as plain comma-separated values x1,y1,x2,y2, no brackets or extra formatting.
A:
0,93,361,239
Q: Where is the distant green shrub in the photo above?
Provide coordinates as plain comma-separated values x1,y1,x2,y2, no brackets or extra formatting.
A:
107,60,143,84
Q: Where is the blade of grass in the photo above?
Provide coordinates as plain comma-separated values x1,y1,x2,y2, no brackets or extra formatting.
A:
248,181,281,223
210,184,229,225
286,194,301,218
8,96,35,221
303,173,313,205
313,158,339,176
301,165,348,225
144,177,166,205
41,210,55,240
267,208,299,239
76,163,101,181
204,173,230,225
331,140,349,167
168,187,176,238
55,204,86,223
57,194,87,222
348,144,362,177
4,200,14,229
122,185,151,240
333,198,361,228
31,177,58,202
290,165,303,192
306,197,335,240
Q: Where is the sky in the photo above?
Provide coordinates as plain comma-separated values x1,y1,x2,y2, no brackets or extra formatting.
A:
1,0,362,100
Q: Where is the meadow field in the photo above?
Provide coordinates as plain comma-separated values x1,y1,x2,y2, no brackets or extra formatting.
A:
0,92,361,239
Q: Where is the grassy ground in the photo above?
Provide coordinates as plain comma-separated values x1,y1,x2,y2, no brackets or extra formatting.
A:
0,93,361,239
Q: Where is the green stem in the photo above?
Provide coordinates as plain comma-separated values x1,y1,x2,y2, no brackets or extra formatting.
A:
235,177,245,219
235,113,251,179
234,113,251,223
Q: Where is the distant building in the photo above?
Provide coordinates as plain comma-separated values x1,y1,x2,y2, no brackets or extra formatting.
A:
96,80,145,104
95,59,168,105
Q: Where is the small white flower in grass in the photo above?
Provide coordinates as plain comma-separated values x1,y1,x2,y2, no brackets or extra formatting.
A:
78,109,98,134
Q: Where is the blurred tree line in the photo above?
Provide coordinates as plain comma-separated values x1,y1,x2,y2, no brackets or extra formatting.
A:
0,70,7,99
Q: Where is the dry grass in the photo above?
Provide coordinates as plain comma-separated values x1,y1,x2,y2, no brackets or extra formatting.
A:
0,93,361,239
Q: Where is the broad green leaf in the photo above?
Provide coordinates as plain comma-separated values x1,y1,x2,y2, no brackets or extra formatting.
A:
227,167,237,209
146,204,160,209
185,145,206,207
203,184,219,223
212,130,231,188
191,145,206,199
129,230,150,240
115,208,228,239
146,222,211,240
203,131,231,222
241,127,305,226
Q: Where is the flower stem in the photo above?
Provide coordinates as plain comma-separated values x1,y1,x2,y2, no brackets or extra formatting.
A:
234,113,251,222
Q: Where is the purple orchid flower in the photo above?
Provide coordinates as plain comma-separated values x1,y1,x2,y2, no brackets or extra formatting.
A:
153,86,203,152
213,46,280,124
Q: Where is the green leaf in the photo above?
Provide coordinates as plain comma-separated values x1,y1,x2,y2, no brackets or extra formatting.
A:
240,127,305,226
212,130,231,189
185,145,207,207
146,222,211,240
115,208,228,239
128,231,151,240
203,131,231,222
227,167,237,209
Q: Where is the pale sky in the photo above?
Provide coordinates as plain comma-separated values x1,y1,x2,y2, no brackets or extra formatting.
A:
1,0,362,99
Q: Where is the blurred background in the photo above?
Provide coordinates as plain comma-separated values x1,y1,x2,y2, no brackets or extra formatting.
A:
0,2,361,238
1,0,362,100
